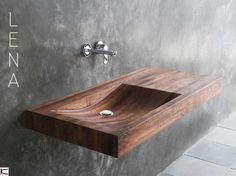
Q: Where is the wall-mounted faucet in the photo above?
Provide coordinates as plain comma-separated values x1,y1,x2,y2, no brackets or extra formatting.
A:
82,41,117,64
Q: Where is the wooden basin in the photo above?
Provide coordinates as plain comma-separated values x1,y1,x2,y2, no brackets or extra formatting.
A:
52,84,180,126
23,67,222,157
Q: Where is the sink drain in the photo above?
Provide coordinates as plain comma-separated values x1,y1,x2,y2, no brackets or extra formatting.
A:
99,110,114,117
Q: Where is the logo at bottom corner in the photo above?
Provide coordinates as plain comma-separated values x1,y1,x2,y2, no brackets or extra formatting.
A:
0,167,9,176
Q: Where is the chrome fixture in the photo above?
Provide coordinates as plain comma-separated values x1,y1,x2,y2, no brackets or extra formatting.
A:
82,41,117,64
99,110,114,117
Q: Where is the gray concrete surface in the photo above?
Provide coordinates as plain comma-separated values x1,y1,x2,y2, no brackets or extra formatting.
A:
0,0,236,175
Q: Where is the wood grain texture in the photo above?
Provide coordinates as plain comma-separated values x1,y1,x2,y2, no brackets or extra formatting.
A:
23,67,222,157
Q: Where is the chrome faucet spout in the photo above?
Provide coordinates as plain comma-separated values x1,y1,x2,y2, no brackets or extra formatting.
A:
82,41,117,64
87,48,117,56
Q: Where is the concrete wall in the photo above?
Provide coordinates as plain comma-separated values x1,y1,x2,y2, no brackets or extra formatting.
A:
0,0,235,175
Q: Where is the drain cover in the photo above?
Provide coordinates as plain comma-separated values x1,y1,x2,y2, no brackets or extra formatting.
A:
99,110,114,117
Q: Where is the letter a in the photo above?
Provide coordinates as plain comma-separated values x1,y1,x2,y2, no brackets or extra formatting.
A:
8,73,19,88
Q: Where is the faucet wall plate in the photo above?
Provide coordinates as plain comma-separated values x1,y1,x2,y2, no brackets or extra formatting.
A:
23,67,222,158
82,41,117,64
82,44,92,57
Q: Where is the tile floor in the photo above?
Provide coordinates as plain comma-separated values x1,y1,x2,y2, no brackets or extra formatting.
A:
158,112,236,176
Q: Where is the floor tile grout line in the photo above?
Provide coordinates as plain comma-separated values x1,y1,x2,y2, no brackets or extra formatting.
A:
203,138,236,148
201,138,236,149
217,125,236,132
183,153,231,168
184,138,236,155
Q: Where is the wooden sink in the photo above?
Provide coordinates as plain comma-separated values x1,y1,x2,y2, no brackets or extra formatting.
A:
23,67,222,157
52,84,180,126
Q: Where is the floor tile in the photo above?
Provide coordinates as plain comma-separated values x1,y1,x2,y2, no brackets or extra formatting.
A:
225,169,236,176
185,139,236,167
204,127,236,147
218,112,236,131
233,164,236,170
157,173,173,176
164,155,228,176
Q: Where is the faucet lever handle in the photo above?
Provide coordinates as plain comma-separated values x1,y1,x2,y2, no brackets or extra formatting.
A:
82,41,117,65
95,41,106,49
